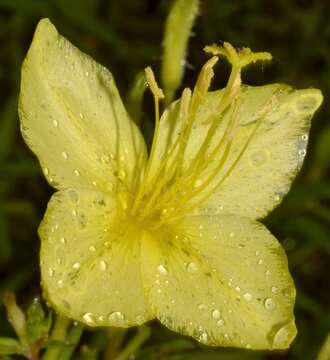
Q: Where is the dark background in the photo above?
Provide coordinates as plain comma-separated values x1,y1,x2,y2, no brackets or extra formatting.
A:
0,0,329,359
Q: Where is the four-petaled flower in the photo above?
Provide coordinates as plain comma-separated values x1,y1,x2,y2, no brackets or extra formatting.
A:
19,19,322,349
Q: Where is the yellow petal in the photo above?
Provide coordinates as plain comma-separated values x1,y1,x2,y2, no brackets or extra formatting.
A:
19,18,147,192
39,189,153,327
149,84,322,219
141,214,296,349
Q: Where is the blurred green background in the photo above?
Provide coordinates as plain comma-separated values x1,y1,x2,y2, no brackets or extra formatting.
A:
0,0,329,359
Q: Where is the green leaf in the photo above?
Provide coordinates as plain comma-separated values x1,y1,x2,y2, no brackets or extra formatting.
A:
0,337,23,355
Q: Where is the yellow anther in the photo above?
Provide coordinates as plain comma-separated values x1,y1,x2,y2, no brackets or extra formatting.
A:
204,42,272,69
145,66,165,100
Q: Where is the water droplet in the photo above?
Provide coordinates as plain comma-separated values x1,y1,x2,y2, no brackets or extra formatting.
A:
52,119,58,127
92,181,97,186
199,332,208,344
57,280,64,288
255,250,260,256
74,169,80,176
85,71,89,77
61,151,68,160
60,237,66,244
264,298,276,311
83,312,96,325
270,321,296,348
243,292,253,301
157,264,168,276
198,304,207,311
235,286,241,292
89,246,96,252
258,259,263,265
44,168,49,176
108,311,125,322
217,319,224,326
298,149,306,157
187,262,198,273
229,231,235,238
79,113,84,119
301,134,308,141
72,209,77,216
72,262,81,270
48,268,54,277
271,286,278,294
104,241,111,248
212,309,221,319
100,260,107,271
98,316,105,322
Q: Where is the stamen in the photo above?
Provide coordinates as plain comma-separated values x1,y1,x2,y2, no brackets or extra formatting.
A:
131,67,164,215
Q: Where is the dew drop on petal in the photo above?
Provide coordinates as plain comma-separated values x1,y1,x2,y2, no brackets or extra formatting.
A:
74,169,80,177
187,262,198,273
57,279,64,288
44,168,49,176
217,319,224,326
61,151,68,160
100,260,107,271
60,237,66,244
72,262,81,270
89,246,96,252
264,298,276,311
108,311,125,322
48,268,54,277
157,264,168,276
83,312,96,325
243,292,253,301
52,119,58,127
271,286,278,294
212,309,221,319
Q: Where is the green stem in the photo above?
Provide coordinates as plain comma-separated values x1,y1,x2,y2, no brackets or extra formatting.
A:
114,326,151,360
103,328,127,360
41,315,70,360
60,322,84,360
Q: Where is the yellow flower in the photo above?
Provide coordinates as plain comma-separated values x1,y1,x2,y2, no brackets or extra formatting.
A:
19,19,323,350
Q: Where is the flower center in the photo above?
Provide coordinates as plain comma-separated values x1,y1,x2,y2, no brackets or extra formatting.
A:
128,43,272,228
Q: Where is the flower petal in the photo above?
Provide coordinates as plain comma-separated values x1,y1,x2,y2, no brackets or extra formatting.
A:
150,84,322,219
141,214,296,349
19,19,147,192
39,188,153,327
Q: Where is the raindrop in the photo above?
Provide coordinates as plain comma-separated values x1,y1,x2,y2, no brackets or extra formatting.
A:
118,170,126,180
100,260,107,271
83,313,96,325
298,149,306,157
48,268,54,277
57,280,64,288
85,71,89,77
199,332,208,344
89,245,96,252
301,134,308,141
108,311,125,322
229,232,235,238
212,309,221,319
74,169,80,176
72,262,81,270
79,113,84,119
52,119,58,127
235,286,241,292
61,151,68,160
157,264,168,276
72,209,77,216
92,181,97,186
271,286,278,294
243,292,253,301
194,179,203,188
270,321,296,348
60,237,66,244
44,168,49,176
264,298,276,311
258,259,263,265
187,262,198,273
198,304,207,311
217,319,224,326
